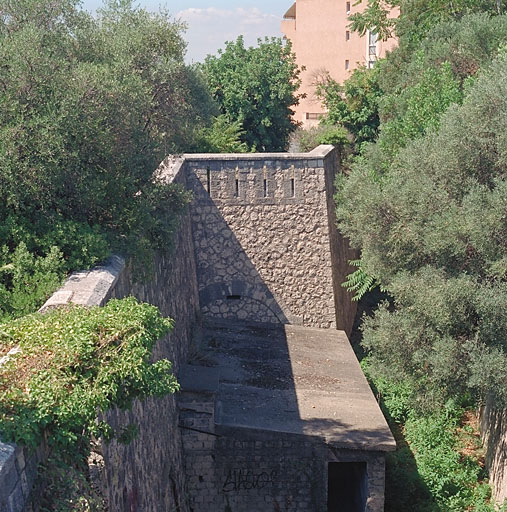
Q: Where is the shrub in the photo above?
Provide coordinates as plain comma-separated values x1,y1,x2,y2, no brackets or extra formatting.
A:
0,297,178,455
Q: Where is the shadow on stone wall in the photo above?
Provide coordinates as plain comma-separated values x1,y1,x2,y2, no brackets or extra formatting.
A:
180,319,396,511
190,178,298,326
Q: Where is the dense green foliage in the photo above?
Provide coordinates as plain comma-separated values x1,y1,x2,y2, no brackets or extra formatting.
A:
316,66,382,147
0,297,178,454
318,12,507,161
334,4,507,407
192,114,249,153
291,124,350,153
202,36,302,151
336,4,507,508
363,362,498,512
349,0,507,49
340,47,507,408
0,0,213,318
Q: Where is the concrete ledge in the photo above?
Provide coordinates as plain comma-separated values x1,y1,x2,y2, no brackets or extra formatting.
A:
180,144,335,162
179,365,220,395
39,255,125,312
197,322,396,453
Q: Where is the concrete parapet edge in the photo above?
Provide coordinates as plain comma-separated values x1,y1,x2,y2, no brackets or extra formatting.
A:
180,144,335,162
39,255,126,311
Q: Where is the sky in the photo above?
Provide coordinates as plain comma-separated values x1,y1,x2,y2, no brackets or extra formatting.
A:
80,0,291,63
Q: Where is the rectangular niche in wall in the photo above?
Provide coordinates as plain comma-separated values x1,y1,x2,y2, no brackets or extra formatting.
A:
328,462,368,512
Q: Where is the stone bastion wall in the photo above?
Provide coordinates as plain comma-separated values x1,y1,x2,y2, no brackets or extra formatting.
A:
181,145,357,333
0,145,359,511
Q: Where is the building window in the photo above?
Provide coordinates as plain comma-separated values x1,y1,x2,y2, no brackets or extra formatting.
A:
345,60,350,70
368,31,377,56
368,60,375,69
346,1,351,14
346,30,350,41
306,112,320,120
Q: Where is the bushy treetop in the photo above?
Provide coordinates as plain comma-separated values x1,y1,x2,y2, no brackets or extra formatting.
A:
0,0,215,318
202,36,302,152
338,49,507,407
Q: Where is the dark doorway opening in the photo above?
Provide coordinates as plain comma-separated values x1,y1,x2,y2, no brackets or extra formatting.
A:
328,462,368,512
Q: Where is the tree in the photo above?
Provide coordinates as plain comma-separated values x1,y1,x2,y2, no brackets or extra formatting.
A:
337,49,507,407
202,36,302,152
0,0,214,318
315,66,383,147
349,0,507,48
191,115,249,153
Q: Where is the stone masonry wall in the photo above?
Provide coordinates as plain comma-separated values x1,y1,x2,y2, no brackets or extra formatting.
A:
96,164,199,512
480,401,507,506
178,390,387,512
100,220,199,510
0,440,48,512
0,160,199,512
178,391,325,512
185,146,356,331
323,150,358,334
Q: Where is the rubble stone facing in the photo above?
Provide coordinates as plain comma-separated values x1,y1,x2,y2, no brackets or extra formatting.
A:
0,441,47,512
185,146,357,332
178,390,387,512
99,230,198,511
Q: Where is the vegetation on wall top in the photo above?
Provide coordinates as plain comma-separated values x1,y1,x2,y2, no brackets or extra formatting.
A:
0,297,178,455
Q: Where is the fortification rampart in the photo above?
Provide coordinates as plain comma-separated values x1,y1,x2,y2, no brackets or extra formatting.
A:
177,145,357,333
0,163,198,512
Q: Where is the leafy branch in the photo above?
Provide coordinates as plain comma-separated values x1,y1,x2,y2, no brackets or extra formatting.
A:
0,297,178,459
342,259,383,300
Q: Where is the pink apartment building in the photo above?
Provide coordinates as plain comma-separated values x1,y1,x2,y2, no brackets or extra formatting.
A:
281,0,398,126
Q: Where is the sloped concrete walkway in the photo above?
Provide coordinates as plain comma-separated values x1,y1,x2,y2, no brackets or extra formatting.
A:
182,320,395,451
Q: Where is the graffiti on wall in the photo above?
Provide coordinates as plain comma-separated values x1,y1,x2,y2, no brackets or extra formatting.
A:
222,469,277,492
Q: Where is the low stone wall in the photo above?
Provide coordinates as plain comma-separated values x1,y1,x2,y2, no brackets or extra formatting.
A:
40,248,198,512
0,441,47,512
481,401,507,506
